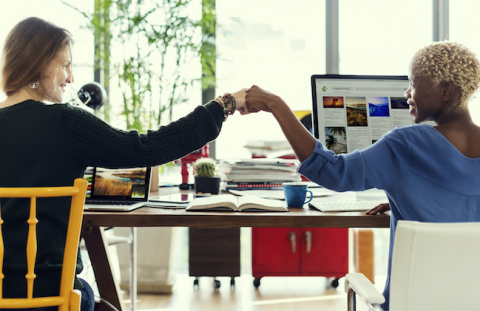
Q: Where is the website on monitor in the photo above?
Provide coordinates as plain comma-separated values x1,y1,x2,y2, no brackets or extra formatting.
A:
313,77,433,154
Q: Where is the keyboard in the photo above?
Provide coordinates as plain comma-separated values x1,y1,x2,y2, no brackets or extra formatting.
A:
309,200,386,212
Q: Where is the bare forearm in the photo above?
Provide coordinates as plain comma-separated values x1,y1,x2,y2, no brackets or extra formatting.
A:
268,97,316,163
245,85,316,162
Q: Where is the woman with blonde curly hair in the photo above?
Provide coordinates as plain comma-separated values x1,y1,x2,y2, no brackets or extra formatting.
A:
408,41,480,121
243,41,480,310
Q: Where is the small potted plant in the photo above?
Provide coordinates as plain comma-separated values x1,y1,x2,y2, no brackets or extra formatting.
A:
193,158,221,194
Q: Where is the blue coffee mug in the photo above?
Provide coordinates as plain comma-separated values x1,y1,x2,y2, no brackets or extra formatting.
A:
283,182,313,208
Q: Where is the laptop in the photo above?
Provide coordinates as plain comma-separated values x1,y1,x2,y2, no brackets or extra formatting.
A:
83,166,152,211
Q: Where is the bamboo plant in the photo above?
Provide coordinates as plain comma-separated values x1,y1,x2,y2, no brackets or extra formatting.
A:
63,0,217,132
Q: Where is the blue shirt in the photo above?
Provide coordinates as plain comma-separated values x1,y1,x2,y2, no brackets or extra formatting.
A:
298,124,480,310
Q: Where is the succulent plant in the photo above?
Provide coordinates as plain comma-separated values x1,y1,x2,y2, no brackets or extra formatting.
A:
193,158,218,178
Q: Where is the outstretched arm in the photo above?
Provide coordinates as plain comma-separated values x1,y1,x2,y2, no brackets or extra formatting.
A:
245,85,316,163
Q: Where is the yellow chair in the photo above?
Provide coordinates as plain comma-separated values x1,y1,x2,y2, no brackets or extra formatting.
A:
0,178,88,311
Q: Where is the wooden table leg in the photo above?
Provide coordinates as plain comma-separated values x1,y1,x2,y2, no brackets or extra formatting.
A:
82,226,125,311
353,229,375,283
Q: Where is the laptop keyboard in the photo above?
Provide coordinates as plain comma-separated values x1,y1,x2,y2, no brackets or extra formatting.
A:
86,200,139,206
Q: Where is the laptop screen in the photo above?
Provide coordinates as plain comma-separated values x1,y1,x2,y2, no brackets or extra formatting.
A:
310,74,429,154
84,166,152,202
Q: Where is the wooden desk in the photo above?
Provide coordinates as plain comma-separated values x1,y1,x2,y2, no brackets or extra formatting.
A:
81,193,390,311
83,205,389,229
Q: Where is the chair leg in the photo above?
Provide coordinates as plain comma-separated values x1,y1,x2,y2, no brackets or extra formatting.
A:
70,289,82,311
130,227,137,311
347,287,356,311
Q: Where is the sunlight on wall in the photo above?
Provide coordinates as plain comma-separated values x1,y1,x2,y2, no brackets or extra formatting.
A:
450,0,480,125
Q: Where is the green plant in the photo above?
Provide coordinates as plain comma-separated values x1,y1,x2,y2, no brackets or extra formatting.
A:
63,0,217,180
63,0,217,132
193,158,217,178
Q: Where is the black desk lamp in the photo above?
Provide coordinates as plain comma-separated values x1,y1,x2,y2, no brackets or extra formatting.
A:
77,82,107,110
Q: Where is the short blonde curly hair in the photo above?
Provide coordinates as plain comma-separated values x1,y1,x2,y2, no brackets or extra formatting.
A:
411,41,480,105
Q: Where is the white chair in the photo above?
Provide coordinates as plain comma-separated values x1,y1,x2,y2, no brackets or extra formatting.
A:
345,220,480,311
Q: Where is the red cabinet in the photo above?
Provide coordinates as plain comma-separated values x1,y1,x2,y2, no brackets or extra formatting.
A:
252,227,348,288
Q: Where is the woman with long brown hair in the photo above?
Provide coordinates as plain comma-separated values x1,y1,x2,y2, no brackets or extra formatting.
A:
0,16,246,311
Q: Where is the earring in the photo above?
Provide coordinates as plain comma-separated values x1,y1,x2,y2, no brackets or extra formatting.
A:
29,81,39,89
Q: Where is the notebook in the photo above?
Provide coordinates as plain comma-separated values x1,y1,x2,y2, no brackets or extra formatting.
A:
83,166,152,211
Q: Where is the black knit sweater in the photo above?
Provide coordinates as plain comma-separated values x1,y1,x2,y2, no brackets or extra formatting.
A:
0,99,223,298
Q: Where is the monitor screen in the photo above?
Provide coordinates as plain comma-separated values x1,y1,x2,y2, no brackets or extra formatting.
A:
311,74,432,154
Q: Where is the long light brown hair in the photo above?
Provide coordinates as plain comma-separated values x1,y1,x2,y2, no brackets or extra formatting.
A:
1,17,73,96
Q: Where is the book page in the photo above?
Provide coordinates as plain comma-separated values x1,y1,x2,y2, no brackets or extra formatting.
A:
237,195,288,212
186,194,238,211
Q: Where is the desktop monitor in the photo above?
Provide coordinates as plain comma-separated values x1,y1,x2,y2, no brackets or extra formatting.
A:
310,74,422,154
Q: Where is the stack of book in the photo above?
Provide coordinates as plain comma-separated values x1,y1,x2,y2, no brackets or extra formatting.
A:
243,140,294,158
219,158,302,190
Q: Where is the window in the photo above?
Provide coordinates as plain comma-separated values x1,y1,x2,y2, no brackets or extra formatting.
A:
339,0,432,76
215,0,325,159
2,0,478,153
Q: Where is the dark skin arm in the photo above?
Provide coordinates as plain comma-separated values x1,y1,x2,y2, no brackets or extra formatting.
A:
245,85,316,163
246,85,391,215
365,203,390,215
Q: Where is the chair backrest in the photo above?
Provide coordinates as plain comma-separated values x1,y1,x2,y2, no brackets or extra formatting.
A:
0,178,87,311
390,220,480,311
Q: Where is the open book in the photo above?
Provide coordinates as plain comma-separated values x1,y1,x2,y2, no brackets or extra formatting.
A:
186,194,288,212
